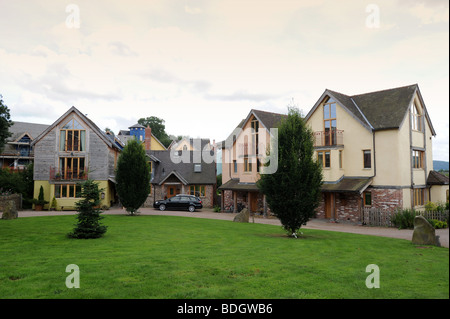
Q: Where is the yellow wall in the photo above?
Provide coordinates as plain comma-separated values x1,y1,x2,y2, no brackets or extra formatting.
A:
430,185,449,204
33,180,113,211
150,136,166,150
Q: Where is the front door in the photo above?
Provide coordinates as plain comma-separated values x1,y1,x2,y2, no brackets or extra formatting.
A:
250,192,258,213
167,186,176,198
324,193,335,219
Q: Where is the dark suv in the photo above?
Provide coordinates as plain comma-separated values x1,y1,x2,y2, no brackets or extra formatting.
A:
153,194,203,212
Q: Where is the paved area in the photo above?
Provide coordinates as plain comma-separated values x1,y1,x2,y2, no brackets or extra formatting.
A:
2,207,448,248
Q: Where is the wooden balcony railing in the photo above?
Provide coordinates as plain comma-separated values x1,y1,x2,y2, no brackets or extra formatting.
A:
313,130,344,147
49,166,88,181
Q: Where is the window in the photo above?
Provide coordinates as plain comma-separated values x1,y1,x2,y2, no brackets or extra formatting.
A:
59,157,86,180
60,119,86,152
363,192,372,207
411,103,423,132
318,151,330,168
189,185,205,197
363,150,371,169
323,98,337,146
412,150,424,169
55,184,81,198
194,164,202,172
244,157,252,172
413,188,424,207
251,119,259,155
233,160,237,173
339,150,343,169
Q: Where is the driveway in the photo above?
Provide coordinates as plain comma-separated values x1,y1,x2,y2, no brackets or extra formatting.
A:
3,207,449,248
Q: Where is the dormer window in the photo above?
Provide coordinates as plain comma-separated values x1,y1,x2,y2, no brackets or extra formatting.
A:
194,164,202,172
411,102,423,132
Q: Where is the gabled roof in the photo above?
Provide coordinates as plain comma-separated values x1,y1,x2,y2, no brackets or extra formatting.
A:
6,122,49,143
148,150,216,185
221,109,286,149
30,106,121,150
305,84,436,135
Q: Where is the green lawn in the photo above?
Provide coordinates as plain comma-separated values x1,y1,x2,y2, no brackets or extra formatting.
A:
0,215,448,299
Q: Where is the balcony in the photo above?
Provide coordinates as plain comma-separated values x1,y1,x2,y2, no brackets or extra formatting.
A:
313,130,344,147
50,166,88,181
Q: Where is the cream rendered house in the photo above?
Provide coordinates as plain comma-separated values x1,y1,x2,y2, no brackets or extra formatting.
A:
219,109,286,214
305,84,447,222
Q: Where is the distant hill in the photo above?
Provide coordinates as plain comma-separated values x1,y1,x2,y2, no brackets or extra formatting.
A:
433,160,449,171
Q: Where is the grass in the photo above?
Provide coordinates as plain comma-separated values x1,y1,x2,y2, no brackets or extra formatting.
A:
0,214,448,299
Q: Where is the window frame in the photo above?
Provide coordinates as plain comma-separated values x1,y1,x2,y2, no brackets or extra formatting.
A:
413,188,425,207
412,150,424,169
189,185,206,197
317,151,331,168
363,150,371,169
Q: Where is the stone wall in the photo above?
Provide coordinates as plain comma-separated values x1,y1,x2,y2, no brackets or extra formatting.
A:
0,194,22,211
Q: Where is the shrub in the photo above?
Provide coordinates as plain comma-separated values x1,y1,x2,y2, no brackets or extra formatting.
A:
213,205,221,212
428,219,448,229
391,209,417,229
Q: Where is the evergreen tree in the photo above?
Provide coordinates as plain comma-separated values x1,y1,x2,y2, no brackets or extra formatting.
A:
0,94,13,152
257,107,323,238
115,139,151,215
68,180,107,239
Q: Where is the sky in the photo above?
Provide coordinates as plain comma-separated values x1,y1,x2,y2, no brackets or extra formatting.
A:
0,0,449,161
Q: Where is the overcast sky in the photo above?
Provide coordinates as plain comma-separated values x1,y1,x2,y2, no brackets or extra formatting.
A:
1,0,448,161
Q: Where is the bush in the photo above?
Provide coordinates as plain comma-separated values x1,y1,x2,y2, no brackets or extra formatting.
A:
391,209,417,229
427,219,448,229
213,205,221,212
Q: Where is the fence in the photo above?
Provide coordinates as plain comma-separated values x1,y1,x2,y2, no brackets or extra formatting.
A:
362,207,449,227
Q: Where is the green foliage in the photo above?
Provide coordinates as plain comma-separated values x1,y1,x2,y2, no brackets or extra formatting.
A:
68,180,107,239
32,185,49,206
115,139,151,215
391,209,417,229
0,164,34,208
213,205,221,212
0,94,13,152
257,107,323,237
428,219,448,229
137,116,172,147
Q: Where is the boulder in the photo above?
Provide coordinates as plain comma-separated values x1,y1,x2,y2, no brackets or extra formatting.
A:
233,208,249,223
1,201,18,220
412,215,437,246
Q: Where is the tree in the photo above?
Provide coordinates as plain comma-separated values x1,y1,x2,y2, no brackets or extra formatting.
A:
0,94,13,152
68,180,107,239
138,116,172,147
115,139,151,215
257,107,323,238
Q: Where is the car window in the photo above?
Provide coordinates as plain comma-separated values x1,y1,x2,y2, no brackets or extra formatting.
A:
170,197,180,201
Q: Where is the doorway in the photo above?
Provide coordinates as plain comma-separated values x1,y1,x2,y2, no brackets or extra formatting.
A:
324,193,335,219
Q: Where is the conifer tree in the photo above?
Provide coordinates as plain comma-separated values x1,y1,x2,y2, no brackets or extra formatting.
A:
115,139,151,215
68,179,107,239
257,107,322,238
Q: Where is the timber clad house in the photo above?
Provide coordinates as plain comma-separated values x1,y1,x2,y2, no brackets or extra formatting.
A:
30,107,123,210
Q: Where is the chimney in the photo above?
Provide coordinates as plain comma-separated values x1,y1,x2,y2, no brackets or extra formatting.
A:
145,126,152,151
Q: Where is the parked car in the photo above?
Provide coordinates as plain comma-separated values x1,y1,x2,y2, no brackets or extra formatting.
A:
153,194,203,212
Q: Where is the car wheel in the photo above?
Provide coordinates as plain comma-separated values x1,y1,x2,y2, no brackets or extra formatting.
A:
188,205,195,212
159,204,166,211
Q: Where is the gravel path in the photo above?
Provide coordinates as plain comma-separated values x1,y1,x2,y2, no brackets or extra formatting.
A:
3,207,448,248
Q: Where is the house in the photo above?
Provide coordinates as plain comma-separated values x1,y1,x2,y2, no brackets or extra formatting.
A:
304,84,448,222
169,137,212,152
117,123,167,150
145,149,217,208
218,109,286,215
30,106,122,210
0,121,49,170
